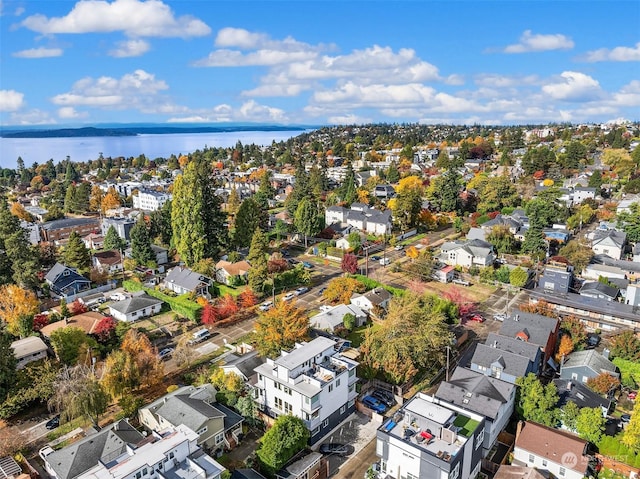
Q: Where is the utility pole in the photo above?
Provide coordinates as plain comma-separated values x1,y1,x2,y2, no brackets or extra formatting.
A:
446,346,450,382
365,245,369,277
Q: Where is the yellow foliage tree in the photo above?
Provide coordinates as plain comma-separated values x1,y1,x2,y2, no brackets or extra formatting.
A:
395,175,423,196
405,245,420,260
322,277,366,305
0,284,40,337
254,300,310,358
542,179,555,187
178,155,189,168
89,185,104,212
10,202,34,222
357,188,370,204
555,334,574,362
101,186,121,214
602,148,634,178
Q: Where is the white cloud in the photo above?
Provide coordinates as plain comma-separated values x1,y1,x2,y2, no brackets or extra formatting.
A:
194,48,317,67
327,113,373,125
13,47,63,58
109,39,150,57
0,89,25,111
167,100,287,123
51,69,170,111
541,71,604,101
503,30,574,53
582,42,640,62
6,109,56,125
612,80,640,107
58,106,88,119
474,73,540,88
21,0,210,38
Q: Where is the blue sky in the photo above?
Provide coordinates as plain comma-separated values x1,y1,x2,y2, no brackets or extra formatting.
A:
0,0,639,127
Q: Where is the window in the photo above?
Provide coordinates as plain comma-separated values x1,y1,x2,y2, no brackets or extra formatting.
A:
215,432,224,444
305,396,310,404
559,467,566,476
323,419,329,427
169,452,175,459
312,426,320,435
275,397,283,411
571,373,578,380
284,386,291,395
143,469,148,476
340,405,346,414
336,378,340,387
258,374,263,381
136,473,142,479
284,402,292,414
329,383,334,392
349,369,355,377
475,429,484,449
449,462,460,479
542,460,547,467
528,454,534,463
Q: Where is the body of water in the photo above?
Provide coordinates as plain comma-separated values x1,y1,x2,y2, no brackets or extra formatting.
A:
0,130,307,169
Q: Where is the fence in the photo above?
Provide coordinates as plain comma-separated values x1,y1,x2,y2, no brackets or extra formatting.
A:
596,453,640,478
55,282,116,303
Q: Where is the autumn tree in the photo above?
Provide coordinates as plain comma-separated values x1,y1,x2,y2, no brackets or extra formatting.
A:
341,253,358,274
50,327,98,366
556,335,574,362
622,399,640,451
94,316,117,343
322,277,366,305
0,285,40,338
609,330,640,361
254,301,310,358
89,185,104,212
559,240,593,274
360,292,453,384
519,301,558,318
9,202,34,222
516,373,559,427
392,176,425,230
561,316,587,348
101,186,121,213
238,290,258,309
602,148,635,179
586,373,620,395
486,225,519,254
48,365,109,427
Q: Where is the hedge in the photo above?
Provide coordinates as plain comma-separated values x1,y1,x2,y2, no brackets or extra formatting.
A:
123,280,202,322
351,274,406,297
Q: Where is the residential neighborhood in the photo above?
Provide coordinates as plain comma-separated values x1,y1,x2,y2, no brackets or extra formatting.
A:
0,121,640,479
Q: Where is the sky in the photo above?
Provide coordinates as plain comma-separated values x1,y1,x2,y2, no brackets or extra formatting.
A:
0,0,639,127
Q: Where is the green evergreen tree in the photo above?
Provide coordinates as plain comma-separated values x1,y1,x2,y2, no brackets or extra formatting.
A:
247,229,269,294
0,199,38,288
0,328,17,402
387,161,400,183
130,216,155,265
339,162,357,205
234,198,267,248
63,231,91,274
256,415,309,475
149,200,172,246
75,182,91,213
294,198,321,248
254,171,275,210
64,184,77,213
285,160,310,215
308,164,328,197
103,225,126,251
171,159,228,266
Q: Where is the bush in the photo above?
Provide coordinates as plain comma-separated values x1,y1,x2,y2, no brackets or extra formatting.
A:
352,274,406,297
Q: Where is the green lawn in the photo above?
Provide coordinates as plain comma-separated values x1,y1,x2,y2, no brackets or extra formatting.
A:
453,415,480,437
347,323,380,348
216,284,246,297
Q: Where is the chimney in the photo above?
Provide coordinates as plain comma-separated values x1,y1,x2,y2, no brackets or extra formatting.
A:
493,341,498,348
603,348,611,360
516,420,524,441
567,381,573,391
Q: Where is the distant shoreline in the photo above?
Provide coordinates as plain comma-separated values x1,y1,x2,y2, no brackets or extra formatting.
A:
0,125,307,139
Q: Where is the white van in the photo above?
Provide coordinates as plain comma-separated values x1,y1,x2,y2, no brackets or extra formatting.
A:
188,329,211,345
379,257,390,266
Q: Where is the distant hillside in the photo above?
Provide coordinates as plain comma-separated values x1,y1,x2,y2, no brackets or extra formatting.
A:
1,125,307,138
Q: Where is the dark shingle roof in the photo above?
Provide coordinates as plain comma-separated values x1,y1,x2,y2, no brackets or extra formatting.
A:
553,378,611,411
485,333,541,363
41,217,99,230
222,350,265,380
108,294,163,314
561,349,617,375
471,344,532,377
499,310,558,348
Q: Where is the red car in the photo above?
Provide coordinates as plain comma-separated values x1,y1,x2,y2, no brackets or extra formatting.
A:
468,314,485,323
629,391,637,400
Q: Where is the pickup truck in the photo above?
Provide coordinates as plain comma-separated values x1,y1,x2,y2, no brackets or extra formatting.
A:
452,278,470,286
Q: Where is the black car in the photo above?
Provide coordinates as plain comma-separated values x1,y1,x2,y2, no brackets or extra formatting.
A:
46,415,60,430
372,389,396,408
319,443,350,456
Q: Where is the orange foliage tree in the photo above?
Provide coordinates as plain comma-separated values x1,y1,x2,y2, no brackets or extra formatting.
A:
519,300,559,319
0,284,40,337
322,277,366,305
254,301,309,358
586,373,620,395
555,335,574,362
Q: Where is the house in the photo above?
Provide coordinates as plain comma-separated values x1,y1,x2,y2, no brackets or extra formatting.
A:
374,184,396,199
275,452,325,479
484,333,544,375
578,281,619,302
335,236,351,250
41,419,226,479
253,337,359,444
310,304,367,332
513,421,591,479
44,263,92,299
351,288,392,313
133,189,172,211
581,262,628,281
101,216,137,242
559,349,618,384
590,230,627,260
435,367,516,455
139,384,243,454
11,336,48,369
433,264,455,283
82,233,104,250
324,205,392,236
221,349,265,381
494,465,548,479
152,244,169,265
633,243,640,263
572,187,597,204
164,266,212,298
538,265,573,294
108,293,163,322
438,239,496,269
376,393,485,479
543,228,571,244
498,311,560,365
215,260,252,286
40,311,106,339
40,217,100,243
92,250,123,275
627,284,640,307
470,344,537,384
553,378,611,417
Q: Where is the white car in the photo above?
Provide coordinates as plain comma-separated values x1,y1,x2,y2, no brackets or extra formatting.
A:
379,257,390,266
259,301,273,312
282,292,296,301
295,286,309,295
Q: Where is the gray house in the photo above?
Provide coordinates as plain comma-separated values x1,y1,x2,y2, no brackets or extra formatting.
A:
435,367,515,456
44,263,92,299
538,265,573,294
485,333,543,375
101,216,136,241
559,349,618,385
470,343,537,384
579,281,619,302
310,303,367,332
499,310,559,365
164,266,212,298
554,378,611,417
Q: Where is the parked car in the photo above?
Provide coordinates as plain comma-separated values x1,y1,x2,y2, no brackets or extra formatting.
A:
468,314,485,323
319,287,327,295
372,389,396,408
45,415,60,430
282,292,296,301
362,395,387,414
452,278,470,286
621,414,631,423
187,329,211,345
110,292,126,301
158,347,174,361
379,257,390,266
319,443,350,456
394,244,404,251
295,286,309,295
493,313,507,322
371,255,381,261
302,261,314,269
587,333,601,348
259,301,273,312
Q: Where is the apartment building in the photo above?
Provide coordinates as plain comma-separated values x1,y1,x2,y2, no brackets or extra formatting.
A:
133,189,172,211
253,337,359,444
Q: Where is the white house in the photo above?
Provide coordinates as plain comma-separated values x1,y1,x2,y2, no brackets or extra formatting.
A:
41,420,225,479
108,293,164,322
11,336,48,370
513,421,591,479
164,267,212,298
350,288,392,313
215,260,252,286
133,189,172,211
324,205,392,236
310,304,367,332
92,250,123,275
438,239,496,268
253,337,359,444
376,393,485,479
590,230,626,259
